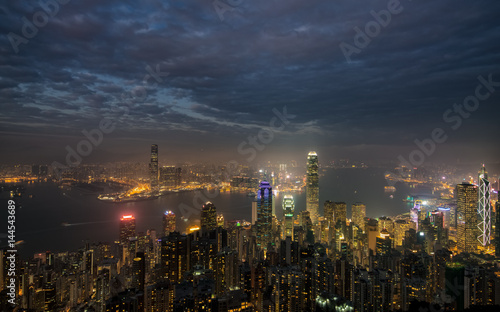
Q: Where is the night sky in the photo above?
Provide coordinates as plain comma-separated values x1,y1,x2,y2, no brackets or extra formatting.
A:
1,0,500,166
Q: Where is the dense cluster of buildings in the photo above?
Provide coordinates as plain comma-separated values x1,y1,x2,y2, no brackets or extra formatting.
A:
1,151,500,312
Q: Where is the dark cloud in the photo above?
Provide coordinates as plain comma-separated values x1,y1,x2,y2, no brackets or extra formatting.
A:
0,0,499,164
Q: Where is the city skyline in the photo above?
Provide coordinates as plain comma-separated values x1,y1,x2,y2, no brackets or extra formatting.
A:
1,0,500,311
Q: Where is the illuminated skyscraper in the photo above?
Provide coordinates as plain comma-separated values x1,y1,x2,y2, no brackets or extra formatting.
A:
394,219,411,247
333,202,347,227
120,215,136,244
456,183,478,254
201,202,217,232
306,151,319,224
256,181,273,249
496,202,500,257
352,202,366,232
150,144,159,191
162,211,176,237
477,165,491,247
283,195,295,238
324,200,334,227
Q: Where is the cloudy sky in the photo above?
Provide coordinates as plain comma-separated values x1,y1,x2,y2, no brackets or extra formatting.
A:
1,0,499,166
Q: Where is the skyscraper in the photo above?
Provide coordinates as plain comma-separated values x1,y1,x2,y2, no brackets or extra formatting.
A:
333,202,347,227
150,144,159,191
352,202,366,232
456,183,478,254
256,181,273,249
201,202,217,232
132,252,146,291
306,151,319,224
324,200,334,227
120,215,136,244
163,210,176,237
477,165,491,247
496,202,500,257
283,195,295,238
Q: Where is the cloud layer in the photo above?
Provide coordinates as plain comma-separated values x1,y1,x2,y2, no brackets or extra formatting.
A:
1,0,499,164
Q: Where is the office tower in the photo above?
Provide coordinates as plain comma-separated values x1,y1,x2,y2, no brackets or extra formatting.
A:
283,195,295,238
256,181,273,249
324,200,334,226
306,151,319,224
163,211,176,237
201,202,217,232
119,215,136,244
334,202,347,227
252,200,258,225
394,219,411,247
352,202,366,232
456,183,478,254
150,144,159,191
497,202,500,257
132,252,146,291
477,165,491,247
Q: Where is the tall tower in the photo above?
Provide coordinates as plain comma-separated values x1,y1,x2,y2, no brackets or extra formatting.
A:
456,183,478,254
324,200,334,226
201,202,217,232
283,195,295,238
256,181,273,249
120,215,136,244
306,151,319,224
163,210,176,237
132,252,145,291
477,165,491,247
496,202,500,257
150,144,159,192
352,202,366,232
334,202,347,227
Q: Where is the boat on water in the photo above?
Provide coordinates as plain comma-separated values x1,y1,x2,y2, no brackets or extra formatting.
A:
384,186,396,192
247,192,256,197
